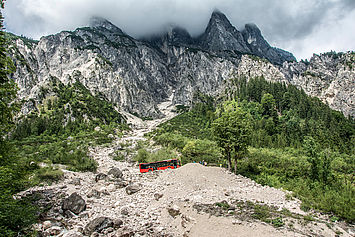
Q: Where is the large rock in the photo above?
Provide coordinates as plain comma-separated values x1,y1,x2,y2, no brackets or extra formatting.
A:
84,217,114,235
62,192,86,215
108,167,123,179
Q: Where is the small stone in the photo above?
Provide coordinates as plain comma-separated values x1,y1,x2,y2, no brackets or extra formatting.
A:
108,134,114,139
91,232,99,237
125,184,140,195
107,184,116,192
65,210,76,218
154,193,163,201
95,173,107,182
48,226,62,235
87,189,101,199
168,205,180,217
84,217,113,235
79,212,89,219
94,126,101,132
70,178,81,185
108,167,123,179
116,179,128,188
106,227,114,233
113,219,123,229
121,207,129,216
62,231,83,237
43,221,52,230
232,220,242,225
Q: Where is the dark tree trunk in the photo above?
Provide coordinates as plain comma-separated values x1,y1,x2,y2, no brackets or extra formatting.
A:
234,158,237,174
226,150,232,171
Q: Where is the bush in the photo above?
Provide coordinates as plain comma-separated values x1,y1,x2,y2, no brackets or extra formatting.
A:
134,147,179,164
149,147,179,163
35,166,63,183
237,147,355,222
134,149,150,163
182,139,222,164
154,133,188,151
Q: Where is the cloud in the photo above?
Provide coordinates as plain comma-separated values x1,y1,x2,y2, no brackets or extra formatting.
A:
2,0,355,60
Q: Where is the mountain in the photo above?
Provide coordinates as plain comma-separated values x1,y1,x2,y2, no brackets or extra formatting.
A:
6,11,355,118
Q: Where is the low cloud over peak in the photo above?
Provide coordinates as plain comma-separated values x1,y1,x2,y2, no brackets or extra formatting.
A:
3,0,355,60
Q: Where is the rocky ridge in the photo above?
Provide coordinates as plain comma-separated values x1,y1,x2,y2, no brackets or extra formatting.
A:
16,98,354,236
7,11,355,118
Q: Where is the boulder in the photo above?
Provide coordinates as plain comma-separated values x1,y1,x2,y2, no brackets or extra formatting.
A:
108,167,123,179
125,184,140,195
62,192,86,215
84,217,114,235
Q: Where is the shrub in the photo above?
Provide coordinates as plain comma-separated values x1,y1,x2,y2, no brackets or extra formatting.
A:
134,149,150,163
154,133,188,151
35,166,63,183
182,139,222,164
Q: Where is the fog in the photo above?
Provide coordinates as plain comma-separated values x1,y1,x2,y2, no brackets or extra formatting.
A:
3,0,355,59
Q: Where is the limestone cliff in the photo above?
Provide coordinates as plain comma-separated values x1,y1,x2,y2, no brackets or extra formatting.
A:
6,12,354,118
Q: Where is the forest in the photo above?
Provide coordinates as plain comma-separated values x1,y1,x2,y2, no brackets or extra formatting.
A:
150,77,355,222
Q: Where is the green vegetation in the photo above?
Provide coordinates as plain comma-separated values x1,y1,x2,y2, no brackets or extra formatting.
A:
1,25,127,234
0,3,40,235
134,147,179,163
152,76,354,222
212,100,252,172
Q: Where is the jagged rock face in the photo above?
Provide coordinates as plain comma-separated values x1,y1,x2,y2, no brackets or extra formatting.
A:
7,11,354,118
197,11,251,53
234,53,355,117
241,24,296,65
282,53,355,117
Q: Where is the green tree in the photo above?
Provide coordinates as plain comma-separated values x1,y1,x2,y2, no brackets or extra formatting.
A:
182,139,222,164
212,100,252,172
303,136,321,181
261,93,277,119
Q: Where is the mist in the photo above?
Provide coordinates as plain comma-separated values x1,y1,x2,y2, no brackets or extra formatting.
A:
3,0,355,60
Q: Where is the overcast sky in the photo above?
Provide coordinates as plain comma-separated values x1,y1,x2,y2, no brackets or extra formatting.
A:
3,0,355,60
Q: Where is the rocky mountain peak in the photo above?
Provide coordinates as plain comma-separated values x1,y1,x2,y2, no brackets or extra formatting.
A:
89,16,125,35
209,10,233,28
241,23,296,65
198,10,251,53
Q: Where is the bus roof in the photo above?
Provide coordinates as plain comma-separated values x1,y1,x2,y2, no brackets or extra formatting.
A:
139,159,179,165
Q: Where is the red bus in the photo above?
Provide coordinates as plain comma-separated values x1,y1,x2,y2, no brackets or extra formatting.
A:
139,159,181,173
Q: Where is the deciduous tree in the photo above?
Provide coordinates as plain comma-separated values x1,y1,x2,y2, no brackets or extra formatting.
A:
212,100,252,173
